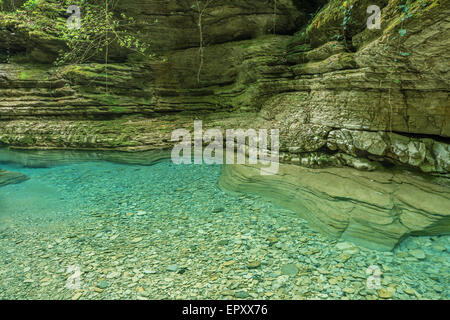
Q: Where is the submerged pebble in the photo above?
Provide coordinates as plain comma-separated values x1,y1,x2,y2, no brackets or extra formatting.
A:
0,160,448,300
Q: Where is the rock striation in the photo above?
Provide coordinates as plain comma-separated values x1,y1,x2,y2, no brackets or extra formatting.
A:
219,162,450,250
0,0,447,174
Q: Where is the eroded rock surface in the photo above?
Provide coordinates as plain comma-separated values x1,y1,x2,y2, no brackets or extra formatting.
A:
219,163,450,250
0,0,448,174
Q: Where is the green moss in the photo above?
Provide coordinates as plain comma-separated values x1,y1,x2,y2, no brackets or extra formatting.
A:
108,106,130,113
100,94,119,106
19,71,29,80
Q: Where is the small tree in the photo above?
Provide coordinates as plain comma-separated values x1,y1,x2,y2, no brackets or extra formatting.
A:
191,0,213,84
56,0,154,66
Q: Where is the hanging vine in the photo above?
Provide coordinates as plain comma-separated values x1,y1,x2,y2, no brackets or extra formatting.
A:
192,0,213,84
273,0,277,34
105,0,109,93
387,0,415,135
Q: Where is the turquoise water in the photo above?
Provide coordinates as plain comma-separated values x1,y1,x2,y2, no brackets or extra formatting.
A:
0,151,448,300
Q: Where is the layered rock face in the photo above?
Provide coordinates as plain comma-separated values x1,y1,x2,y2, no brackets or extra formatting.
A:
0,0,448,249
0,0,448,173
0,147,170,167
261,0,449,174
0,0,308,149
219,162,450,250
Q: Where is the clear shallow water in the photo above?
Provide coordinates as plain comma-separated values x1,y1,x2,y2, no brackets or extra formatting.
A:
0,153,448,300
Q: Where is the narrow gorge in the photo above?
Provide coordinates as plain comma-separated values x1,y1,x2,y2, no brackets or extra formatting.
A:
0,0,448,300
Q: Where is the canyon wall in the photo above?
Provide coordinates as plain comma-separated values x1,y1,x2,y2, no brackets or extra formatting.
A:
0,0,448,174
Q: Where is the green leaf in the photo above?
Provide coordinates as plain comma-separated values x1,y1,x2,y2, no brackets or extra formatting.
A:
398,29,407,37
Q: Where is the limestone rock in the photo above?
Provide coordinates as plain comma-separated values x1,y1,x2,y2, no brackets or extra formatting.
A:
219,163,450,251
0,0,448,176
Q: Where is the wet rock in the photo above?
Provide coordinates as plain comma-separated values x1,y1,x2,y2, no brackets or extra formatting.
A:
377,288,393,299
97,280,109,289
166,264,179,272
409,249,426,260
281,264,298,277
234,291,249,299
247,260,261,269
131,237,143,243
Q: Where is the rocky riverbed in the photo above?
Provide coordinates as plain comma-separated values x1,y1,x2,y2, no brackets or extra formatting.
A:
0,160,448,300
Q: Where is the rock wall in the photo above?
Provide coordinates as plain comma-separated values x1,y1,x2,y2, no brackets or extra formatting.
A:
0,0,448,174
0,1,307,150
261,0,450,173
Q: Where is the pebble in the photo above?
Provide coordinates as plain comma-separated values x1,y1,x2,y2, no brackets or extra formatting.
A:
218,240,229,246
339,253,352,262
342,287,355,294
166,264,179,272
431,245,446,252
377,288,393,299
143,269,157,274
281,264,298,277
234,291,249,299
403,288,415,295
221,290,234,296
223,260,235,267
97,280,109,289
336,242,354,250
106,271,120,279
72,292,83,300
247,260,261,269
328,278,338,285
131,237,143,243
409,249,426,260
